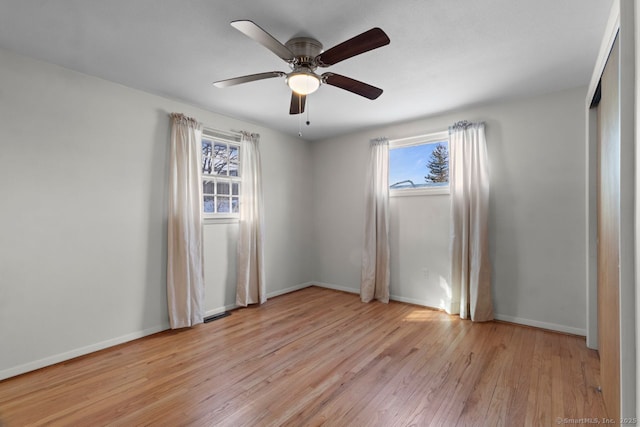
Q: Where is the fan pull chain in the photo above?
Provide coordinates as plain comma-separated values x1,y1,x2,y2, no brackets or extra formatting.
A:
297,96,311,138
298,95,302,137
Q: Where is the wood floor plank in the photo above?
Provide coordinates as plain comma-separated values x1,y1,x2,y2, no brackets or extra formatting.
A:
0,287,608,426
455,323,514,427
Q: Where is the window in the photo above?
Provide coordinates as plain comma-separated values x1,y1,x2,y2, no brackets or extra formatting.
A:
389,131,449,196
202,131,241,218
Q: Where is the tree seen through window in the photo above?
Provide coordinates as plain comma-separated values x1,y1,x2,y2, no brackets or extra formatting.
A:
202,137,240,215
389,139,449,191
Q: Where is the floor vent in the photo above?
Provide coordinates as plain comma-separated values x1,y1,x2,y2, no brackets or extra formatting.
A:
204,312,231,323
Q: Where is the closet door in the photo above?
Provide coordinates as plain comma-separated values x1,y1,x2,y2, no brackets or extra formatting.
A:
596,34,620,421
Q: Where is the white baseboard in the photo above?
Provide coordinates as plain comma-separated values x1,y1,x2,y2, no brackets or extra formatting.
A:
267,282,314,298
314,282,446,311
313,282,585,336
204,303,238,318
205,282,315,317
388,294,451,312
313,282,359,294
493,313,586,336
0,323,170,381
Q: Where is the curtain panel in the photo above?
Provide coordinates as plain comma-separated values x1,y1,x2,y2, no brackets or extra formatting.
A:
361,138,390,303
167,113,205,328
448,121,493,321
236,132,266,306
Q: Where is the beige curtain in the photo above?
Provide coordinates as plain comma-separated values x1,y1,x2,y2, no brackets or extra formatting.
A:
449,121,493,321
361,138,390,303
167,113,205,328
236,132,266,306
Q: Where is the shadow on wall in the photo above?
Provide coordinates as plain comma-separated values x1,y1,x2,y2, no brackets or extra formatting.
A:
141,110,172,329
224,223,238,305
484,120,519,317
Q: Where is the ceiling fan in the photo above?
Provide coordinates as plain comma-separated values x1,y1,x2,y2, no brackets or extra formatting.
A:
213,20,390,115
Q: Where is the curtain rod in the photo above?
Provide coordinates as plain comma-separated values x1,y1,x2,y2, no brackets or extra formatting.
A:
388,121,485,144
203,127,243,138
168,114,256,139
388,130,449,144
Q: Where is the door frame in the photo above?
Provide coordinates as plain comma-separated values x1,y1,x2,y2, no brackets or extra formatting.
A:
585,0,636,418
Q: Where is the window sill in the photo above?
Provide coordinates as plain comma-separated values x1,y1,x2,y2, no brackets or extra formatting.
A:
390,187,450,197
203,216,239,225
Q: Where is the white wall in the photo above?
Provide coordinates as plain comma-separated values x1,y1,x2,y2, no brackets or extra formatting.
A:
0,42,592,380
312,86,588,335
636,0,640,417
0,47,313,380
618,0,637,417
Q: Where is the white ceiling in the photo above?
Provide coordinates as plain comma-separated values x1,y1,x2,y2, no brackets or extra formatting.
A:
0,0,612,141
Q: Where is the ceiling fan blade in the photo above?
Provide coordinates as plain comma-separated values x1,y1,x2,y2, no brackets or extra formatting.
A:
316,28,390,67
290,92,306,115
231,20,295,62
322,73,383,100
213,71,285,88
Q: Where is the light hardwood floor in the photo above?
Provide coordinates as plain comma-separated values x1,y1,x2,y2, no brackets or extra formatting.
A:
0,286,607,426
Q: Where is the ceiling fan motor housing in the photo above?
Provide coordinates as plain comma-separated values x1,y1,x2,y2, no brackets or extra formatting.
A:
285,37,323,68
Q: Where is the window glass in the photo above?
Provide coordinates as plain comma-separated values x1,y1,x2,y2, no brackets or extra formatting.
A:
389,132,449,196
201,134,241,218
204,196,215,213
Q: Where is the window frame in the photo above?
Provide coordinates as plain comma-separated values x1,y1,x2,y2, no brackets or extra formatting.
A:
201,130,242,222
389,130,450,197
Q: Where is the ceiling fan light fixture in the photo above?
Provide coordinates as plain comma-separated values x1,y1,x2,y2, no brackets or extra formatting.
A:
287,70,321,95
